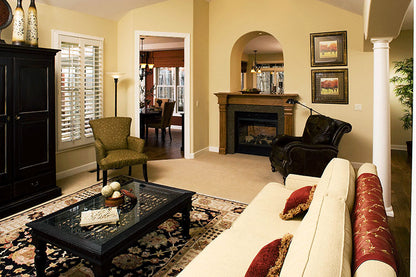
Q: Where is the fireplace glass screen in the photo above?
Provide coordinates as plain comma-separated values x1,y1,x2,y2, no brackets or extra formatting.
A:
235,111,278,156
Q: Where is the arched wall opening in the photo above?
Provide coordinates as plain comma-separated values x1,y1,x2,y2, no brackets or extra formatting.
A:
230,31,284,93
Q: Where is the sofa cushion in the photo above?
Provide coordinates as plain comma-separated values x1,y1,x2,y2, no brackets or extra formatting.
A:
352,173,398,275
280,196,352,277
314,158,356,212
231,182,302,237
280,185,316,220
245,234,293,277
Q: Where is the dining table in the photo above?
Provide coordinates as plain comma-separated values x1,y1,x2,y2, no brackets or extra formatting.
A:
140,108,162,139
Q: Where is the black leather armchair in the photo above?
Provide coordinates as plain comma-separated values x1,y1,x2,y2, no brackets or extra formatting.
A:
269,115,352,178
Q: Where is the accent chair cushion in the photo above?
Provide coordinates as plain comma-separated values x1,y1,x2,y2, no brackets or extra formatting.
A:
245,234,293,277
280,185,316,220
99,149,148,170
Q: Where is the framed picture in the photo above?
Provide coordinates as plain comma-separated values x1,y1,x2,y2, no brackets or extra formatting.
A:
310,31,347,66
311,69,348,104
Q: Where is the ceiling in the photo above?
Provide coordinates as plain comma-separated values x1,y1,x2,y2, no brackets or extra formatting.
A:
36,0,167,21
37,0,414,29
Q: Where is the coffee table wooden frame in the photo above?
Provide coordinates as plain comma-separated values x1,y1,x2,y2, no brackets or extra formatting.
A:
27,179,195,277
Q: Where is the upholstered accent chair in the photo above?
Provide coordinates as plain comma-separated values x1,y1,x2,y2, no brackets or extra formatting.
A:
146,101,176,141
269,114,352,178
89,117,148,186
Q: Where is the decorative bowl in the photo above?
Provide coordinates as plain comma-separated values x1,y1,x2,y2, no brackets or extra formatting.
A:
105,195,124,207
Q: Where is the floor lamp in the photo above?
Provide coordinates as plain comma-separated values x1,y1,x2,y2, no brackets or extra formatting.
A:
107,72,125,117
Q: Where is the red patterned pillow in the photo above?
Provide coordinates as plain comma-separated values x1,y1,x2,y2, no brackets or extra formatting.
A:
245,234,293,277
280,185,316,220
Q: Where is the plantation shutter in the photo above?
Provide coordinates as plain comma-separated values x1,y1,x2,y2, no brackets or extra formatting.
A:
54,31,104,151
84,44,103,138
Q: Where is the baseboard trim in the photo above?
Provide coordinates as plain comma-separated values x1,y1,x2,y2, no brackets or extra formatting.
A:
391,144,407,151
192,147,210,158
56,162,96,180
209,146,219,153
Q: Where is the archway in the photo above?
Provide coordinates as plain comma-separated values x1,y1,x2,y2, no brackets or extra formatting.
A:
230,31,284,93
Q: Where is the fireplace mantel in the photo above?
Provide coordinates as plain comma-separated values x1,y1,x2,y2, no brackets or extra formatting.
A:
215,92,299,155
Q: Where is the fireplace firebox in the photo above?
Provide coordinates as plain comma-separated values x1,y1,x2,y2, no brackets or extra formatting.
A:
235,112,278,156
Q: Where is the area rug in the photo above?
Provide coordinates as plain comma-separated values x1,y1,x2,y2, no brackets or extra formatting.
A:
0,176,247,276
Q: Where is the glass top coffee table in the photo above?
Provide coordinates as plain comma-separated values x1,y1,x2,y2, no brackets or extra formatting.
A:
27,178,195,277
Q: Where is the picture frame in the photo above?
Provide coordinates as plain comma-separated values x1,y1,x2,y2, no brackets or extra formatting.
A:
311,69,348,104
310,31,347,67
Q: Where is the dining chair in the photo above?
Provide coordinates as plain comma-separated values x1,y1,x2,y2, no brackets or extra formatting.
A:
146,101,176,141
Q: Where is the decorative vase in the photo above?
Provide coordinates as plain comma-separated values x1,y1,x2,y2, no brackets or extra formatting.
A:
0,0,13,43
26,0,38,47
12,0,25,45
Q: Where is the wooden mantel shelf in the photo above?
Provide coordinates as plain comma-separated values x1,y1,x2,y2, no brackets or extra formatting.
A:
215,92,299,154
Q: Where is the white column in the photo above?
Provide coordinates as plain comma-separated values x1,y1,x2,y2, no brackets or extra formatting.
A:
371,38,394,217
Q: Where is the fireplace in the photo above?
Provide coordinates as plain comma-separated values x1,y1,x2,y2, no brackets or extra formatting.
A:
225,104,285,156
235,112,278,156
215,92,298,155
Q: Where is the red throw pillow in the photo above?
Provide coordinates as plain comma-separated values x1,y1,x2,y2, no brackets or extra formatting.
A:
245,234,293,277
280,185,316,220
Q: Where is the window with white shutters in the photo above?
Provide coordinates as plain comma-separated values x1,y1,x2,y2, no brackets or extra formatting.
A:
53,31,103,151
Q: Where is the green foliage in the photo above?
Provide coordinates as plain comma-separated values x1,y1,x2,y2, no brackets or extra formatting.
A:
390,58,413,130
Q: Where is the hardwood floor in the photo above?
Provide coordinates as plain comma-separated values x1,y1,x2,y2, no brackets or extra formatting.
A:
144,127,184,160
389,150,411,277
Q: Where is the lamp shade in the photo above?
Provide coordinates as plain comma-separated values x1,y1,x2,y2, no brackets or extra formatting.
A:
106,72,125,79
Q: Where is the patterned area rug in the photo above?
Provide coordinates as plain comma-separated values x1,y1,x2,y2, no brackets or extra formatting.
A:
0,176,247,276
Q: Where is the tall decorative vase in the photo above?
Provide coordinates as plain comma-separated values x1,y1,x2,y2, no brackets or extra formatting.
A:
26,0,38,47
12,0,25,45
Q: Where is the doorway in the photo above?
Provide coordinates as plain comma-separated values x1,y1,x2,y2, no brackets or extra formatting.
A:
134,31,191,160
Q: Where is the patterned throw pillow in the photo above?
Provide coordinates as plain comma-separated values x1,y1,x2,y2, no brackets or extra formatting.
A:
245,234,293,277
280,185,317,220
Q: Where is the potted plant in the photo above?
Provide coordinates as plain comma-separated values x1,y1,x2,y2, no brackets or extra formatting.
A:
390,57,413,156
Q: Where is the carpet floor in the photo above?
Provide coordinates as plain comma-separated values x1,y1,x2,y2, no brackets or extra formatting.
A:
0,177,247,276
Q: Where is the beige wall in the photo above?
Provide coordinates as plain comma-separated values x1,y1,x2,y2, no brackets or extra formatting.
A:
209,0,374,163
390,30,413,148
3,1,118,174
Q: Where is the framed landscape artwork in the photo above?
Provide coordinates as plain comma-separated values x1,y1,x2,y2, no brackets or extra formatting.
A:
310,31,347,66
311,69,348,104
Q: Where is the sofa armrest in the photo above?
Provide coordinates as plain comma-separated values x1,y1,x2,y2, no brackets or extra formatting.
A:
354,261,397,277
285,174,320,190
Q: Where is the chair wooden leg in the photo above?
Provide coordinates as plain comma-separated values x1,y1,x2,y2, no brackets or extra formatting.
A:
161,128,166,141
143,163,148,182
96,164,100,181
169,126,172,141
103,170,108,187
146,126,148,140
128,166,132,176
155,128,159,139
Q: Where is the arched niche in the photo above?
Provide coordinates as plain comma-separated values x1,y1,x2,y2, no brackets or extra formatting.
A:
230,31,283,93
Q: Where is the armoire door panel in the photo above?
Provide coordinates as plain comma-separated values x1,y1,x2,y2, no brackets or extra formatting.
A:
14,58,50,114
14,117,51,178
0,57,12,187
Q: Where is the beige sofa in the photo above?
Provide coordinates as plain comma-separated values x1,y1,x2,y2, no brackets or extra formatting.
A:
178,158,397,277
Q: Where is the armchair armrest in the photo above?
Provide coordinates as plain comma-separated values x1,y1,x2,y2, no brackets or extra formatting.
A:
285,174,320,190
284,143,339,177
95,138,106,162
128,136,145,153
272,135,302,147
